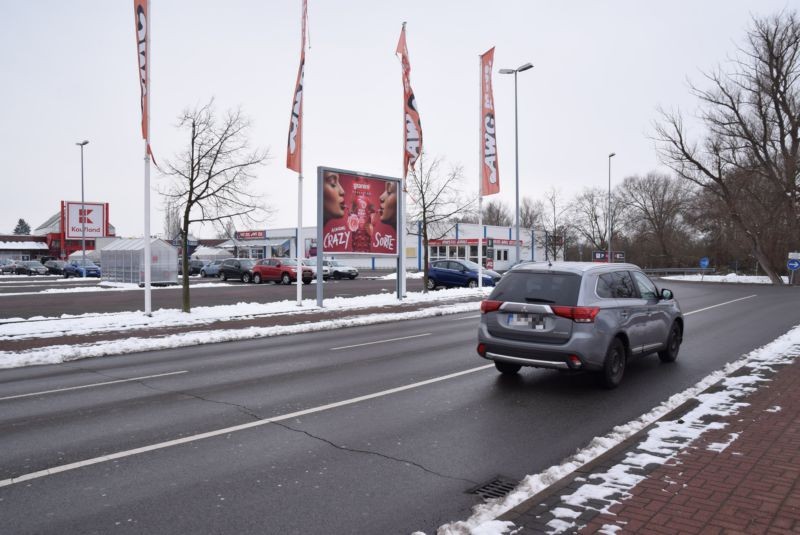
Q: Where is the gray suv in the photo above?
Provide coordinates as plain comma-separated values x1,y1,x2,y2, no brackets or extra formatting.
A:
477,262,683,388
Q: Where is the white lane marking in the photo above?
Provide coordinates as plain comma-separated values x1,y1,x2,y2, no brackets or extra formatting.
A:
0,364,494,488
448,314,481,321
0,371,189,401
684,295,757,316
330,332,432,351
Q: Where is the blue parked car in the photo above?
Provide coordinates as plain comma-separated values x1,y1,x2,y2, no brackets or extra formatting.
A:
64,260,101,278
200,259,226,278
427,259,501,290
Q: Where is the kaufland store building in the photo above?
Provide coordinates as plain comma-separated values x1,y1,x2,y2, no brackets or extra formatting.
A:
0,201,114,261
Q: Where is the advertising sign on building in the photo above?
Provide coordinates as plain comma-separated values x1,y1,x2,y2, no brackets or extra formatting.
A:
64,202,108,239
318,167,400,256
235,230,266,240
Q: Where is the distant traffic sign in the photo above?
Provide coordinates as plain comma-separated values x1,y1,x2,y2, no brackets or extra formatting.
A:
788,259,800,271
699,257,710,269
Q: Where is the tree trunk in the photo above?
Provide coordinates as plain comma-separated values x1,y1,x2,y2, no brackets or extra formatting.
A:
181,215,191,312
422,215,430,293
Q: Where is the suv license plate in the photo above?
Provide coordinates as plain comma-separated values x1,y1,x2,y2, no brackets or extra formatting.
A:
508,313,545,330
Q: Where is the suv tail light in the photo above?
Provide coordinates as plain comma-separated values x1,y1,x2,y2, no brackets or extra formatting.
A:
551,306,599,323
480,300,503,314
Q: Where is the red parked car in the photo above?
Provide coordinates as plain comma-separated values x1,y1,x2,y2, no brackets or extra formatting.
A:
251,258,313,285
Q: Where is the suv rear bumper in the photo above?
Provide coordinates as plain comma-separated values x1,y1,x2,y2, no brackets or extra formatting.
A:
478,324,608,371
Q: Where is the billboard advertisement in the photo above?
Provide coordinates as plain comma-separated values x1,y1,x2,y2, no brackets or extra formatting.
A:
64,202,108,239
318,168,400,256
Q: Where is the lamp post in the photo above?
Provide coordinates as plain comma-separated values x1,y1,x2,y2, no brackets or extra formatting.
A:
607,152,615,264
76,140,89,276
499,62,533,265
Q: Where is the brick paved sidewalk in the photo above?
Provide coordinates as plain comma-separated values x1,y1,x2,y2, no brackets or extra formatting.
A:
502,356,800,534
498,352,800,534
580,358,800,534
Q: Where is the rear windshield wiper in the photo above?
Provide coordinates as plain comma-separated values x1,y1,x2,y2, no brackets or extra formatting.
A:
524,297,555,303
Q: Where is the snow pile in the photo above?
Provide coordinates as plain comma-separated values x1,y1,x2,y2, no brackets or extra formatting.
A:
435,324,800,535
380,271,426,280
664,274,789,284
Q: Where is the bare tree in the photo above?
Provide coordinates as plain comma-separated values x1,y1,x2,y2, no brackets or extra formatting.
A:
619,172,693,265
569,187,614,251
213,219,237,241
519,197,543,230
162,198,182,241
406,154,473,291
654,11,800,283
161,100,270,311
539,188,571,261
482,199,512,226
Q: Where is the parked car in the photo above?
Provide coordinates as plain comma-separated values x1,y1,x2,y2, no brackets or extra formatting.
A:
302,259,330,281
427,259,500,290
251,258,313,285
44,260,68,275
200,259,226,278
218,258,257,282
16,260,49,276
38,256,57,266
63,260,102,278
178,259,206,276
0,259,17,274
322,260,359,280
477,261,683,388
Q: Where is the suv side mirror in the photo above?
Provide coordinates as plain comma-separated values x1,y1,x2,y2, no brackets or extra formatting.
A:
660,288,674,300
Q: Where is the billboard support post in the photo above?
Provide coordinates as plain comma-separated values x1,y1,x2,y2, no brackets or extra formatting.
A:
316,167,324,307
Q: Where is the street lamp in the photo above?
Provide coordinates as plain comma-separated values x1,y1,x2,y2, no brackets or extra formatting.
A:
76,140,89,276
499,62,533,265
607,152,615,264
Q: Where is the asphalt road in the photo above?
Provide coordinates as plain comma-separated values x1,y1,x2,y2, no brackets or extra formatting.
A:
1,281,799,534
0,273,422,319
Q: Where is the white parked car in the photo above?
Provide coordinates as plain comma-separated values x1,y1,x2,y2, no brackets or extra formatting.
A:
301,259,330,281
323,260,359,280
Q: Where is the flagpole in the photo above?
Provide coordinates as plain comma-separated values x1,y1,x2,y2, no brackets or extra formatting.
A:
399,22,408,300
143,0,152,316
295,0,305,307
478,52,483,290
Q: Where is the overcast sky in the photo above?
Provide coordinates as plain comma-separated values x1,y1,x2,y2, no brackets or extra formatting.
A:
1,0,792,238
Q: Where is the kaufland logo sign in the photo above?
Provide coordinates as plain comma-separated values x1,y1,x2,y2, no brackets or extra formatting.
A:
65,202,107,239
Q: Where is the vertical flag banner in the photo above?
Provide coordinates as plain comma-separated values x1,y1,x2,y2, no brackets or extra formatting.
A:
396,23,423,180
480,47,500,196
287,0,308,172
133,0,154,159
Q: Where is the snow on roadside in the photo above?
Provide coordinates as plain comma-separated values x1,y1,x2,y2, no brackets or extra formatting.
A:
663,274,789,284
434,323,800,535
380,271,425,280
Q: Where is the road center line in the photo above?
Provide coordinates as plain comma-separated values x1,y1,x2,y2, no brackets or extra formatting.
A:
0,371,189,401
0,364,494,488
684,294,757,316
330,332,432,351
448,314,481,321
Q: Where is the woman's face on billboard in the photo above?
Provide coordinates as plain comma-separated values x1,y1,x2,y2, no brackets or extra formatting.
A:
323,173,346,219
379,181,397,226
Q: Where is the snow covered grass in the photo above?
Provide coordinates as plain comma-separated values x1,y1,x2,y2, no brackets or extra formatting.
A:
663,274,790,284
435,323,800,535
379,271,426,280
0,287,488,369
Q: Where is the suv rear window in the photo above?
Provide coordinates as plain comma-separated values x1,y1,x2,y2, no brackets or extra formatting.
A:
488,271,581,306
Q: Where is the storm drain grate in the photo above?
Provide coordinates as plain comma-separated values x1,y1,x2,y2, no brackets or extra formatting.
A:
469,477,518,501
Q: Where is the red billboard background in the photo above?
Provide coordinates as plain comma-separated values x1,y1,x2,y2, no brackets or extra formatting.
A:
320,170,399,256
